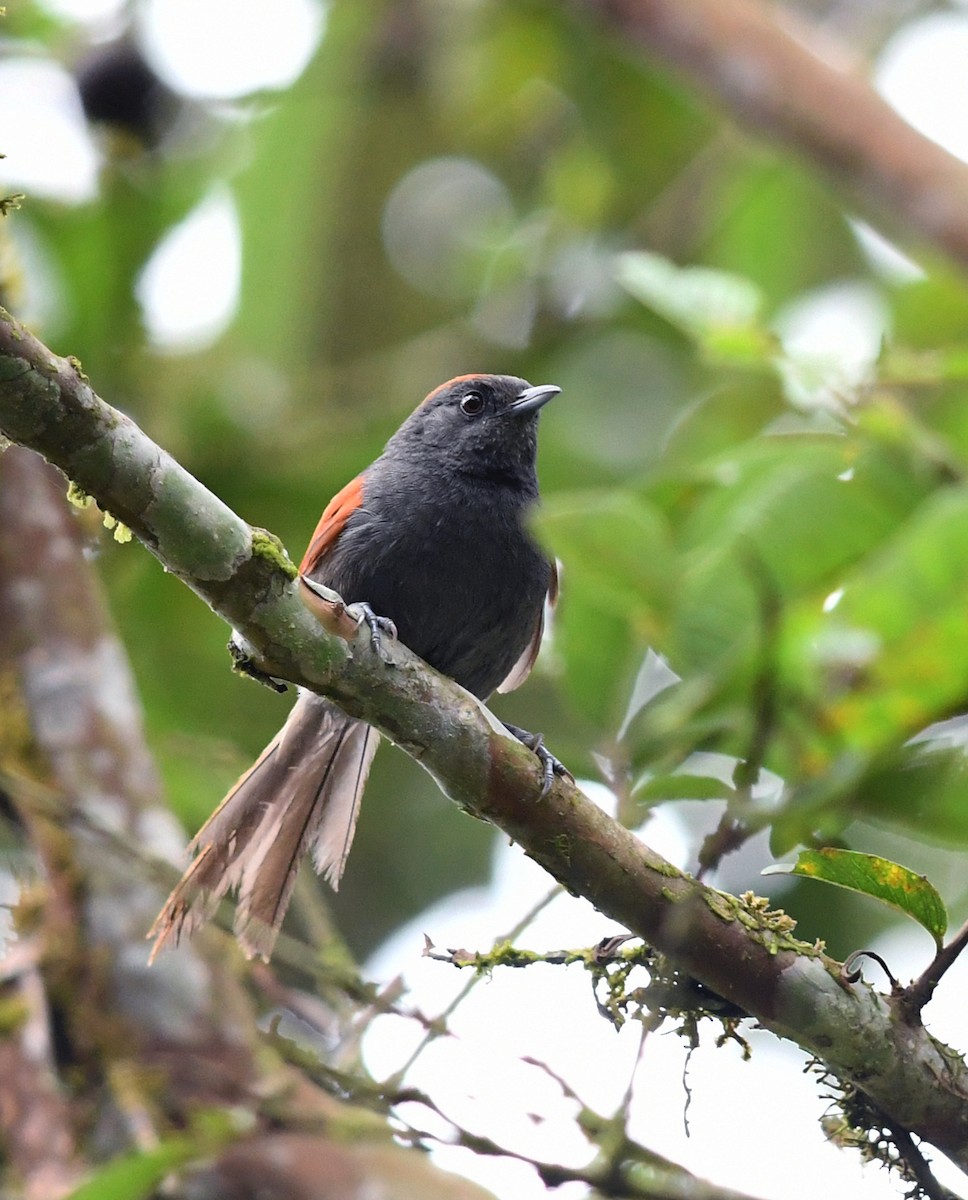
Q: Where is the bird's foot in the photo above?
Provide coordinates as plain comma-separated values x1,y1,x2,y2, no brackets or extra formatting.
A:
504,722,572,797
227,637,288,693
349,602,398,664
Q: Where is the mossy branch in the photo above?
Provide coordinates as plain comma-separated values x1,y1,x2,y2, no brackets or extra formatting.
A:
1,306,967,1167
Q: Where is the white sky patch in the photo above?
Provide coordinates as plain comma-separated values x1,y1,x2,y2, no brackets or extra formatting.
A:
139,0,326,100
823,587,845,613
775,280,887,376
876,13,968,164
136,189,241,351
38,0,127,22
849,219,925,284
363,812,680,1199
617,647,681,741
773,279,888,410
0,59,99,204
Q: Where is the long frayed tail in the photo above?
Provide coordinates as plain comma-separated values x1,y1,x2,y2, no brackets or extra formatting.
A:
149,693,377,961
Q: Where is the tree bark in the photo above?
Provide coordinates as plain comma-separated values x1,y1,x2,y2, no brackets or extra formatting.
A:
0,445,495,1199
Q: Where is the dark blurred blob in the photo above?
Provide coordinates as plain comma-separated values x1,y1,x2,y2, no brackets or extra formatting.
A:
0,788,21,833
76,39,177,147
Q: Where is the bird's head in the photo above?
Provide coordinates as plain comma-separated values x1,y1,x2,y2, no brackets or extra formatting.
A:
388,374,560,484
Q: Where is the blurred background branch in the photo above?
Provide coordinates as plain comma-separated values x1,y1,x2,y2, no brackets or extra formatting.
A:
586,0,968,271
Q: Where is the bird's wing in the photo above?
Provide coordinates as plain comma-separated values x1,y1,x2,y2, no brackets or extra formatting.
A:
300,472,365,575
497,558,560,694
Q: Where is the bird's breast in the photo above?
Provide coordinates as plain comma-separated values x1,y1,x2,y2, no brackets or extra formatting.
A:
314,477,548,697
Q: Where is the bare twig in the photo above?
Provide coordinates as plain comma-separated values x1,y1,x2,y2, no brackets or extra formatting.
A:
901,916,968,1021
842,949,899,991
387,884,563,1084
887,1122,962,1200
398,1085,768,1200
698,553,781,878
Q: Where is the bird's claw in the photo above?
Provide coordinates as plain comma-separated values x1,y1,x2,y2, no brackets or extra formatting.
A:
350,602,398,664
504,722,572,797
227,638,288,693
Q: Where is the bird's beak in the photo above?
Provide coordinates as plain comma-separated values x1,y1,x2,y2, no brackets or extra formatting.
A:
508,383,561,416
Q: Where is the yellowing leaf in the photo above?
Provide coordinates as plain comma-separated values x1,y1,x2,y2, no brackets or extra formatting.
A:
765,848,947,949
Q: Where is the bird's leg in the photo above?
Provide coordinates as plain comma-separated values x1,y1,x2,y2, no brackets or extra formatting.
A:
298,578,398,662
348,602,398,664
503,722,572,797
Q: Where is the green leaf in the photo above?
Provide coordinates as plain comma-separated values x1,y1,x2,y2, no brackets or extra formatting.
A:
66,1142,199,1200
231,3,375,366
660,377,786,469
891,265,968,349
882,346,968,385
671,435,928,674
536,490,673,728
635,772,733,803
700,322,778,367
765,848,948,948
854,742,968,846
539,490,674,617
783,485,968,757
616,250,773,364
702,159,866,304
66,1110,243,1200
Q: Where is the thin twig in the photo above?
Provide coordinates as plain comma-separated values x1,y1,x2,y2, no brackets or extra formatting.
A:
385,884,563,1085
697,551,781,878
901,916,968,1021
887,1121,962,1200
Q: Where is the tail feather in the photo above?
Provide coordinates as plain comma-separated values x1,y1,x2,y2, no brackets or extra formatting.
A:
311,722,377,885
149,694,377,962
235,718,378,958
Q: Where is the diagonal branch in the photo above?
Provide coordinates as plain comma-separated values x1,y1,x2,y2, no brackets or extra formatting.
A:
583,0,968,272
1,306,968,1167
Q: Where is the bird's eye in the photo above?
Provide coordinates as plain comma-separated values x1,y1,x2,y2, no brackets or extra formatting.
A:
460,391,485,416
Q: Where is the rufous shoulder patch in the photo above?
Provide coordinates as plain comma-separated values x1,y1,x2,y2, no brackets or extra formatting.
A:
300,473,366,574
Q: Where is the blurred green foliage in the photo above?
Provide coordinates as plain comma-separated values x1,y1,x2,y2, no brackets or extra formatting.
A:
10,0,968,961
64,1109,244,1200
